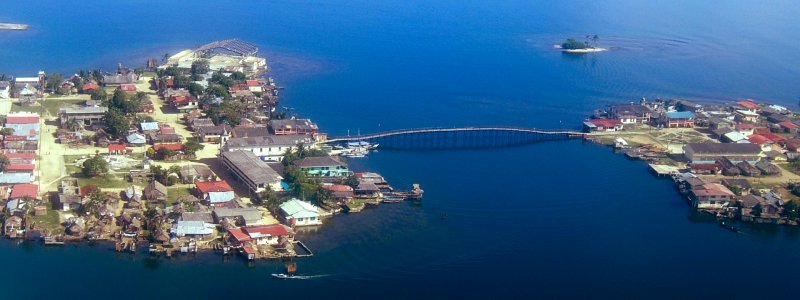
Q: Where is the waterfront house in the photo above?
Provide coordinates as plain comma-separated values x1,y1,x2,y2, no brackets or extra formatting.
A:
294,156,350,178
355,181,381,198
197,125,232,143
227,224,291,246
691,183,735,210
279,199,322,226
268,118,319,135
4,216,23,238
212,207,263,226
223,134,313,162
195,180,235,207
221,150,284,195
677,100,703,113
608,104,653,124
739,194,781,223
737,100,760,113
172,220,215,239
324,184,355,203
583,119,623,132
683,143,761,164
144,180,167,202
688,163,721,175
721,179,752,195
663,111,695,128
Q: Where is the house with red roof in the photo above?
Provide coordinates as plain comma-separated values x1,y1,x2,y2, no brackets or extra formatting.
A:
152,143,186,160
583,119,623,132
169,95,198,112
4,113,40,140
108,144,132,155
10,183,39,200
81,81,100,93
778,121,800,134
760,133,787,145
747,134,770,145
195,180,235,207
3,152,36,164
4,164,35,174
117,84,138,95
737,100,760,112
227,224,291,246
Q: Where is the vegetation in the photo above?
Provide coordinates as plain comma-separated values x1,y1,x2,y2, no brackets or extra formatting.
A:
103,109,130,139
206,100,245,125
183,139,205,156
81,155,109,177
0,153,8,172
150,165,181,186
561,38,591,50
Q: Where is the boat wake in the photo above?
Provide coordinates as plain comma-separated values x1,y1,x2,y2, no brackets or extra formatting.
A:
272,273,330,280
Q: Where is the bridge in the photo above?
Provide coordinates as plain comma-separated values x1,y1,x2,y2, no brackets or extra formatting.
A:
323,127,587,150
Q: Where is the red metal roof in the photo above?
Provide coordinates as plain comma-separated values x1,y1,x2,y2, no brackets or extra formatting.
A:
195,180,233,193
779,121,799,129
588,119,622,128
160,127,176,135
747,134,769,145
4,135,28,141
82,82,99,91
118,84,137,92
108,144,128,151
737,100,759,110
3,152,36,160
753,128,771,135
761,133,787,143
244,224,289,237
10,183,38,199
736,123,755,130
6,116,39,124
153,143,184,151
5,164,35,172
245,80,259,86
689,163,720,171
228,228,251,242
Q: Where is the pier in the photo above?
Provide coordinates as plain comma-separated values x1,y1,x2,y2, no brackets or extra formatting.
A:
324,126,585,150
0,23,29,31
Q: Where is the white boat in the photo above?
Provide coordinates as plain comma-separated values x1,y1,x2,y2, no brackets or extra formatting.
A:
272,273,311,279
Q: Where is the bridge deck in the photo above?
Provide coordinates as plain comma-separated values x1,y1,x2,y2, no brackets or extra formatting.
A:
324,126,584,143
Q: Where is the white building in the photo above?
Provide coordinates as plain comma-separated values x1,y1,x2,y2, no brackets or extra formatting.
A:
279,199,321,227
223,135,313,162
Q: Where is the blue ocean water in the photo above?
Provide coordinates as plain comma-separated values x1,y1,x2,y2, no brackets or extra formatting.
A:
2,0,800,298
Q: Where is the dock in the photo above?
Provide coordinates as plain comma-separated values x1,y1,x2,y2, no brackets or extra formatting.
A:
0,23,29,31
649,164,680,177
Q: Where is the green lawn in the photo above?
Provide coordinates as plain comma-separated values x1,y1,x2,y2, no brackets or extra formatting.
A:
10,98,86,117
166,187,193,206
76,174,132,189
29,209,63,233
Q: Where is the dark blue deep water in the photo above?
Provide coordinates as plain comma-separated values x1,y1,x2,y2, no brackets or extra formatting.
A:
3,1,800,299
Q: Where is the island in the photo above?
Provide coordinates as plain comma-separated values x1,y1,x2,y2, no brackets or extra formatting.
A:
0,39,422,264
0,23,29,31
557,35,606,53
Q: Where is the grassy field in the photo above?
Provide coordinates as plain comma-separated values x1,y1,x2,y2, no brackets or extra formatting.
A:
29,209,63,233
166,186,193,206
10,98,86,117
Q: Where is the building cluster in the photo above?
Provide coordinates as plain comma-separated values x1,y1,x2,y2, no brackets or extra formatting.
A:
587,98,800,225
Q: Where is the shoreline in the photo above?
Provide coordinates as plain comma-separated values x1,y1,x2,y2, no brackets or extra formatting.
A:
0,23,29,31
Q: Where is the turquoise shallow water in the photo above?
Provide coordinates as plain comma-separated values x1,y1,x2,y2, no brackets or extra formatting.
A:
2,0,800,298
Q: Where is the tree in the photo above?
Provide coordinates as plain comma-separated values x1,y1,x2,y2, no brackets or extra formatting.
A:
190,59,210,79
81,155,109,177
561,38,590,50
188,82,204,97
90,88,107,101
103,109,130,139
0,127,14,136
45,72,64,93
65,118,83,132
0,153,8,172
592,34,600,47
258,186,281,212
163,53,170,63
752,203,763,217
782,200,798,219
184,139,205,156
345,174,359,189
173,75,192,89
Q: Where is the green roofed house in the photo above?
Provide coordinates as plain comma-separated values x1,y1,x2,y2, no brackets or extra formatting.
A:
294,156,350,178
279,198,321,226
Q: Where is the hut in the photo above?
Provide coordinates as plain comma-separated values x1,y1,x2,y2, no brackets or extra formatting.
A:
755,161,781,176
736,161,761,177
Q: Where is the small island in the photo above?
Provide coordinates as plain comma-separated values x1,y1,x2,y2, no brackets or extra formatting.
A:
557,35,606,53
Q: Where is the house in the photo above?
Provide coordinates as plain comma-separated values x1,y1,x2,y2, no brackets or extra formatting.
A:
735,110,760,123
4,216,23,238
212,207,263,226
195,180,235,207
179,164,215,183
294,156,350,177
677,100,703,112
5,114,40,140
81,81,100,93
180,211,214,223
0,173,34,184
683,143,761,163
688,163,721,175
735,161,761,177
736,123,756,136
3,164,35,174
0,81,10,98
268,118,319,135
59,106,108,128
737,100,760,112
778,121,800,134
140,122,160,133
755,161,781,176
55,194,83,211
231,126,270,138
324,184,355,203
189,118,215,131
663,111,695,128
227,224,291,246
279,199,322,226
708,117,733,130
721,178,752,195
124,185,143,201
722,131,749,143
108,144,131,155
717,157,741,176
767,113,791,124
356,181,381,198
148,133,182,144
169,95,199,112
197,125,232,143
144,180,167,202
10,183,39,201
690,183,735,210
221,151,284,195
739,194,782,222
172,220,215,239
583,119,623,132
116,84,137,95
608,104,652,124
103,72,137,86
223,135,313,162
126,133,147,146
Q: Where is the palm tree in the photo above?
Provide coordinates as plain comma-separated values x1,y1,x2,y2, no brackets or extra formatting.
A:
162,53,170,63
592,35,600,47
66,118,83,132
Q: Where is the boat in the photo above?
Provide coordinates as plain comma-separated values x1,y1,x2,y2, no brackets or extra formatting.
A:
719,221,739,233
271,273,311,280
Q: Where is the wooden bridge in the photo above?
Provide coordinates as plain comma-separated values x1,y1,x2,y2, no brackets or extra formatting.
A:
323,126,586,150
